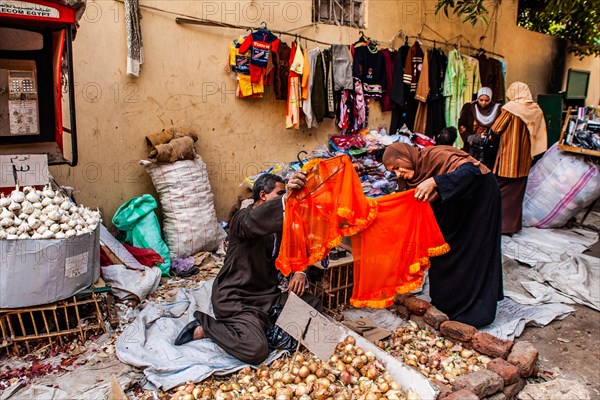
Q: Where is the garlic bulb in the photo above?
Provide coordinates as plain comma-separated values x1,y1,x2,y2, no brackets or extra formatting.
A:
25,191,41,203
1,185,101,240
0,196,10,208
10,187,25,203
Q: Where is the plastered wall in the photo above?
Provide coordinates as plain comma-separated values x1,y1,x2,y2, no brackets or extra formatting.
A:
50,0,599,224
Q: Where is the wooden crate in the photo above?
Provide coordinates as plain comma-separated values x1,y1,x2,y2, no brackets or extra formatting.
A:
309,252,354,316
0,291,107,354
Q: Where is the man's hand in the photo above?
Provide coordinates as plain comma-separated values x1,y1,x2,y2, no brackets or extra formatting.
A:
284,171,307,201
414,177,438,202
288,272,307,297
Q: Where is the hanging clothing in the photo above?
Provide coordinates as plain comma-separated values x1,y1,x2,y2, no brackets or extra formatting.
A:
125,0,143,77
403,42,424,131
426,47,448,137
301,48,311,101
443,49,466,146
323,48,336,118
303,48,320,128
475,55,505,103
350,189,449,308
239,29,280,84
403,42,424,93
413,50,430,135
276,155,378,276
352,45,386,98
273,42,291,100
311,50,327,123
461,55,481,105
286,42,302,129
354,78,367,129
390,44,410,134
332,44,354,90
379,48,395,112
382,143,502,328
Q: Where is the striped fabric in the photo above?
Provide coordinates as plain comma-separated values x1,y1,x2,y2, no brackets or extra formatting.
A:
491,110,532,178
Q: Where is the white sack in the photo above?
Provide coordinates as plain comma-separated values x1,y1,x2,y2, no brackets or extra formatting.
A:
523,143,600,228
142,156,225,257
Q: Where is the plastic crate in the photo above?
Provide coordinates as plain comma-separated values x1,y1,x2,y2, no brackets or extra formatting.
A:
309,251,354,316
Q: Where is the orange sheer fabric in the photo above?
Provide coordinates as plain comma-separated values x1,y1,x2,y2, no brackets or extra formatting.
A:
350,190,450,308
276,155,378,276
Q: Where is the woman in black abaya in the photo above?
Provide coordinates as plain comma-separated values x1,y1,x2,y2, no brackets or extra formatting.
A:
383,143,503,327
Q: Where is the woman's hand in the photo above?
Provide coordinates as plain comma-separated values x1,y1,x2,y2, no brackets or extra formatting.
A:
288,272,307,297
459,125,467,134
414,177,438,202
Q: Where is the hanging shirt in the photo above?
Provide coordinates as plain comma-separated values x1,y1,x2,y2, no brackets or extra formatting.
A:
403,42,424,93
350,189,449,308
303,48,320,128
230,35,263,98
462,55,481,105
274,42,291,100
276,155,378,276
239,29,280,84
443,49,466,145
286,42,302,129
352,45,386,98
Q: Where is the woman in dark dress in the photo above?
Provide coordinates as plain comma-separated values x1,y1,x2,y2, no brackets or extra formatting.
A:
458,87,502,169
382,143,503,327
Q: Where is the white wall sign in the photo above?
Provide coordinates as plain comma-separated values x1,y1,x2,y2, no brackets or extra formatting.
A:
0,154,50,187
0,0,59,18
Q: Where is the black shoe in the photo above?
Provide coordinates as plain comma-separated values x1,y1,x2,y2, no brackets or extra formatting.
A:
174,320,201,345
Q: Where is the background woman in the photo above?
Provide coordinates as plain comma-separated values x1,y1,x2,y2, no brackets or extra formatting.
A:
382,143,503,328
458,87,502,168
491,82,547,234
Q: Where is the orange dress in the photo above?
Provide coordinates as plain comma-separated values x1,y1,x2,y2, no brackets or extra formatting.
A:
350,190,450,308
276,155,378,276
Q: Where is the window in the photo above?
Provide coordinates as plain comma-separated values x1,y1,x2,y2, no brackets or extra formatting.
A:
313,0,364,28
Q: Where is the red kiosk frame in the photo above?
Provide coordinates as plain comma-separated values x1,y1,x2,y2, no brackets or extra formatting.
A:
0,0,79,166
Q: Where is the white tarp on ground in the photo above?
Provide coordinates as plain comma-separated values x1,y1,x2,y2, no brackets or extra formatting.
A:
115,280,284,391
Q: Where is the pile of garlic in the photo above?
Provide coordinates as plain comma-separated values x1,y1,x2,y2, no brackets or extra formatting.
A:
0,185,101,240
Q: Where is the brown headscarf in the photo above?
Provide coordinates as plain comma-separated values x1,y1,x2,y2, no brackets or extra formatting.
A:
382,143,490,188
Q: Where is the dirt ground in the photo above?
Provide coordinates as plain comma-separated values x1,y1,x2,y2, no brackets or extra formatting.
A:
517,233,600,398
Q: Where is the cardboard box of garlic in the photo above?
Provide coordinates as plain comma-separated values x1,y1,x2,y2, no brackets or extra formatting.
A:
0,185,101,308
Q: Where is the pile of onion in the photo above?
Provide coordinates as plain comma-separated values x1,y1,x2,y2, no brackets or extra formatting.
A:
376,320,491,385
170,336,420,400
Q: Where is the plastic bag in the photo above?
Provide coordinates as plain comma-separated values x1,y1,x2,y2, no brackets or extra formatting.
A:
523,144,600,228
265,304,298,352
112,194,171,276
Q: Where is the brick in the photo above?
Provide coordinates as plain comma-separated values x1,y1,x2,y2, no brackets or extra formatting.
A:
486,358,520,385
432,380,452,399
443,389,479,400
502,378,525,399
424,306,449,329
472,332,514,359
394,293,411,305
452,370,504,399
404,297,432,315
507,341,539,377
440,321,477,342
410,314,437,333
391,304,410,320
484,392,506,400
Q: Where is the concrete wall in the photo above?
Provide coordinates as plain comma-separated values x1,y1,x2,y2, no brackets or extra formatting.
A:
50,0,599,224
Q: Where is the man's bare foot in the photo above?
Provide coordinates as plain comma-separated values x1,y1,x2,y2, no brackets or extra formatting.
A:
193,326,204,340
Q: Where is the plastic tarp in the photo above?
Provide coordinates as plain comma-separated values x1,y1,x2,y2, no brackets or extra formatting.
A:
115,280,285,391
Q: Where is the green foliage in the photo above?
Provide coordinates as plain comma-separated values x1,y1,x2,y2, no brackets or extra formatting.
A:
434,0,600,57
434,0,489,26
518,0,600,57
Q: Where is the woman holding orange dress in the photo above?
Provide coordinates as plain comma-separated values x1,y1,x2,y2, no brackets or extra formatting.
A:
382,143,503,327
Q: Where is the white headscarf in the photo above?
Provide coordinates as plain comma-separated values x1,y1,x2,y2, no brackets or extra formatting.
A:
477,87,492,99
